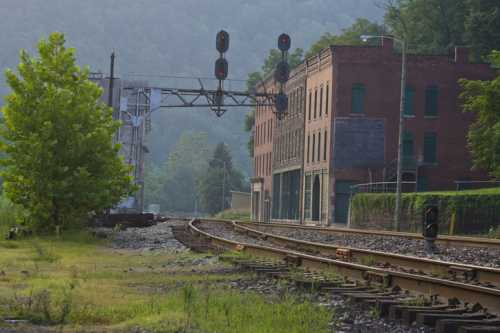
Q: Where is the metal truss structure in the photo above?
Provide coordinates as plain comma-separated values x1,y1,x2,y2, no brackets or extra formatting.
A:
116,83,278,212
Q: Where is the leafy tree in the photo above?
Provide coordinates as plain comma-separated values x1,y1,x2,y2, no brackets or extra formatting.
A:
465,0,500,61
198,143,246,215
306,18,386,57
460,50,500,178
383,0,500,60
0,32,134,232
144,132,210,213
384,0,467,54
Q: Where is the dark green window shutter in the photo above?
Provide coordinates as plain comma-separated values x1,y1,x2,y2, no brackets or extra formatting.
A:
403,131,414,157
404,86,415,116
425,86,438,117
424,132,437,163
351,84,365,113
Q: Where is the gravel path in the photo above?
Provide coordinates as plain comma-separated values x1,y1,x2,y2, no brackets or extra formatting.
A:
250,225,500,268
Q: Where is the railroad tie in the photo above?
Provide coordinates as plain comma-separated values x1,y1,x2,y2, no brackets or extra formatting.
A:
436,318,500,333
416,311,486,327
458,326,500,333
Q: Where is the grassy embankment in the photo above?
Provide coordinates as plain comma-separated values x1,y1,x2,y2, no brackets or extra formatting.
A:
0,229,331,332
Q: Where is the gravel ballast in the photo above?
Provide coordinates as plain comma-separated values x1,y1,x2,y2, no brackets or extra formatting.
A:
249,225,500,268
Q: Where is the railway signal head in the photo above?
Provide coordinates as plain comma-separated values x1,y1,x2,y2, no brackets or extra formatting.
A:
215,57,228,80
423,205,439,239
274,92,288,119
274,60,290,83
278,33,291,52
216,30,230,53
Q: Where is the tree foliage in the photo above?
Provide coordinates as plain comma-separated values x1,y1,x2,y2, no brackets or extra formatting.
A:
306,18,385,57
460,50,500,178
144,132,210,213
0,32,134,231
198,143,246,215
384,0,500,60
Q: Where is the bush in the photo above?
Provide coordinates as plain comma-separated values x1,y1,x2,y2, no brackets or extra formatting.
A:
214,209,251,221
350,188,500,234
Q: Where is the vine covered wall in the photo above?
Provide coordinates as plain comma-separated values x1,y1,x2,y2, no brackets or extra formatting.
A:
349,188,500,235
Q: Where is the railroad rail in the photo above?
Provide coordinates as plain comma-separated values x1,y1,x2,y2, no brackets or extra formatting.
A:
183,218,500,332
237,220,500,249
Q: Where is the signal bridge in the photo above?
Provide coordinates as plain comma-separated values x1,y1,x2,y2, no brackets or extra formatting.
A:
112,31,292,212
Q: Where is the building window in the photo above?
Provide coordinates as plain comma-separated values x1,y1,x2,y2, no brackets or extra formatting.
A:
314,89,318,119
404,85,415,116
424,132,437,163
351,83,365,114
425,85,439,117
319,86,323,117
323,130,327,161
308,91,312,121
312,134,316,163
403,131,414,158
307,134,310,163
325,84,329,115
317,132,321,162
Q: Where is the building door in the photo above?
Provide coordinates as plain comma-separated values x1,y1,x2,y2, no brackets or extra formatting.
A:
252,191,260,221
312,175,320,221
334,181,355,224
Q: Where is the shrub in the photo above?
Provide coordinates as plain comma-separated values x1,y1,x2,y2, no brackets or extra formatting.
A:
350,188,500,234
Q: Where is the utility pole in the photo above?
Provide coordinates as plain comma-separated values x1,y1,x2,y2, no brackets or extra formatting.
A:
108,51,115,107
361,35,407,231
221,161,226,212
394,40,407,231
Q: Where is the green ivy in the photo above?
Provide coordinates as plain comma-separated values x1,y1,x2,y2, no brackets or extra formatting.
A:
350,188,500,234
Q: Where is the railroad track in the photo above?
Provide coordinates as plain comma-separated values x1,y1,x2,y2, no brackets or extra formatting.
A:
238,220,500,250
182,218,500,333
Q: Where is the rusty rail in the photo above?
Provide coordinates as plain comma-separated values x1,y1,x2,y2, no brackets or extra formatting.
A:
188,218,500,316
235,220,500,249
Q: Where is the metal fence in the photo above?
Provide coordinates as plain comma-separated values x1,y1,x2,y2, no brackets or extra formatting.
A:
350,181,417,194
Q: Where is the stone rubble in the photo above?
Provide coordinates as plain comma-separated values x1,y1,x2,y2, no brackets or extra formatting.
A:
95,220,188,252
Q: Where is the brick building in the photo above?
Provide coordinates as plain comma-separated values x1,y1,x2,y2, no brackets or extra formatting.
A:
251,75,276,222
271,62,307,223
326,39,494,225
302,50,333,225
251,38,495,226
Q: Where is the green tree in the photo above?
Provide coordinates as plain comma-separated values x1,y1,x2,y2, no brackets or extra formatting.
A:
144,132,210,213
306,18,386,57
198,143,246,215
383,0,500,60
460,50,500,178
0,32,134,232
465,0,500,61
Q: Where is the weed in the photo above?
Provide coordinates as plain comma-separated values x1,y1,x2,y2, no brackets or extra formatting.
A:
403,295,429,306
182,283,196,330
31,241,60,263
359,255,376,266
368,304,381,319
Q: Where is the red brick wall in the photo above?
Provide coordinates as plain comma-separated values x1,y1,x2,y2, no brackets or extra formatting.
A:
331,43,495,190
